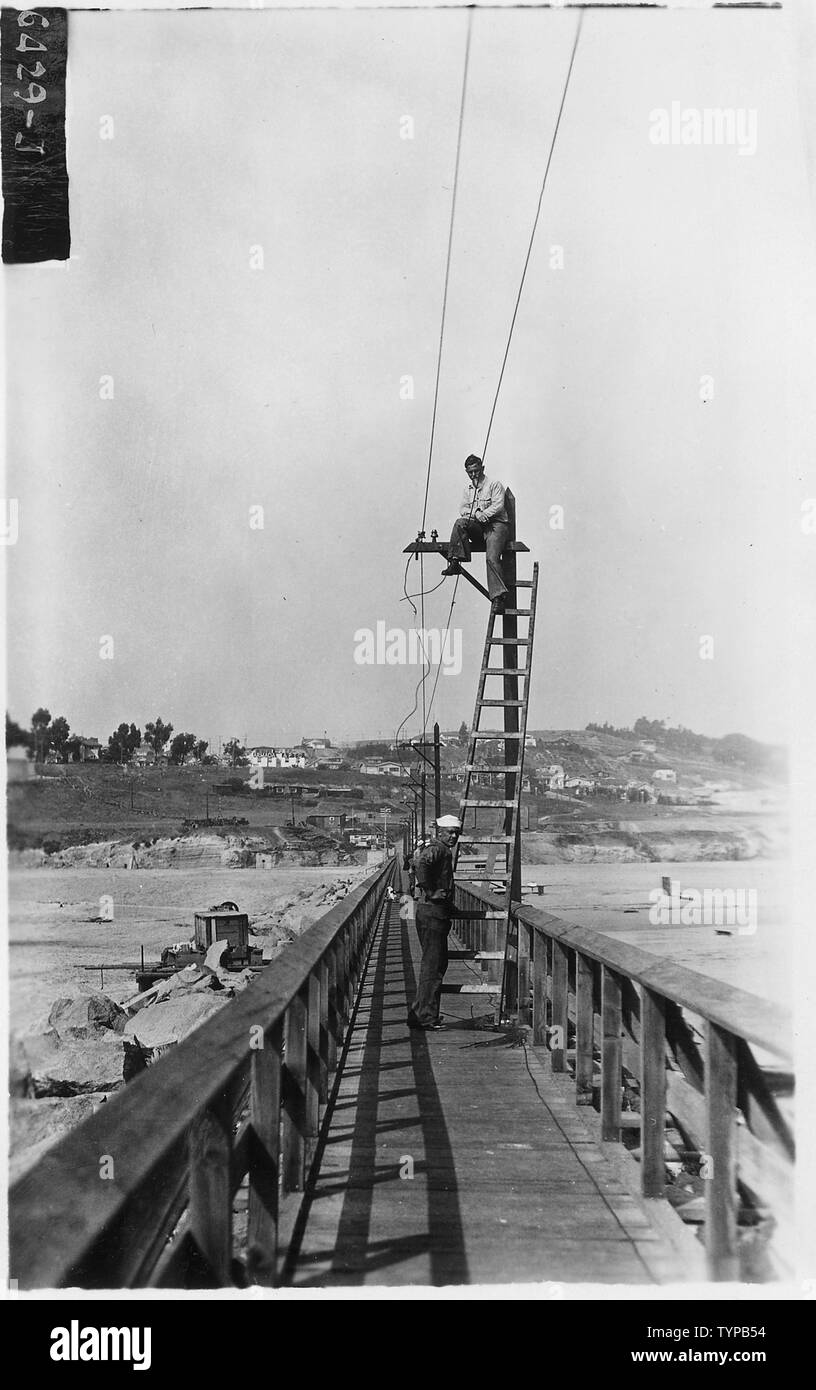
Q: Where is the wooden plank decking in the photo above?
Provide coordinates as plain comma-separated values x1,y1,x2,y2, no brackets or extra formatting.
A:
279,898,703,1287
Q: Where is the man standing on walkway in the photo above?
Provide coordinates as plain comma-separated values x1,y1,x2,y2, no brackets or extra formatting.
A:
441,455,511,608
407,815,461,1031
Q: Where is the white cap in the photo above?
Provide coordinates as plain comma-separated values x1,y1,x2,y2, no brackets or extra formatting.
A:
436,815,462,829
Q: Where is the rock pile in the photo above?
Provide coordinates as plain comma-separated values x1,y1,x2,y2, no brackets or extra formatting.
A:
10,960,255,1180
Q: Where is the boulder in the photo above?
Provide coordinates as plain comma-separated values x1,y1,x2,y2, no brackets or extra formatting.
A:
123,993,226,1049
10,1094,109,1183
18,1030,125,1098
215,967,255,996
153,965,209,1000
47,993,128,1040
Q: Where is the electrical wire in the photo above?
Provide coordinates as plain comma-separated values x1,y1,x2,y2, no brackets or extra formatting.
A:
395,12,583,806
421,12,583,735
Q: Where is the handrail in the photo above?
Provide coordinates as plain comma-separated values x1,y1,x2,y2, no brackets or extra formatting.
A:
454,881,795,1281
515,903,793,1061
11,858,398,1289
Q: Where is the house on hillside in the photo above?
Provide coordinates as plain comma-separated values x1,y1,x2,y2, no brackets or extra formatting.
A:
131,746,156,767
639,740,657,754
313,748,344,769
66,735,101,762
358,759,403,777
249,747,307,769
653,767,677,783
306,810,347,832
302,736,331,751
539,763,566,791
565,775,595,792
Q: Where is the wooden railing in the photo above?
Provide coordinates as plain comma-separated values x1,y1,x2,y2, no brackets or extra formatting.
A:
455,882,795,1281
10,858,398,1289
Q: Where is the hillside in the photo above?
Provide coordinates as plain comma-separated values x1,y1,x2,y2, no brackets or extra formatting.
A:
7,723,786,865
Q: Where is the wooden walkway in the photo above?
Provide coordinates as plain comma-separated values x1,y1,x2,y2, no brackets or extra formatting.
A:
279,898,702,1287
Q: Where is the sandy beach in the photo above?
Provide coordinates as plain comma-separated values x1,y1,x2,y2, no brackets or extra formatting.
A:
7,864,371,1034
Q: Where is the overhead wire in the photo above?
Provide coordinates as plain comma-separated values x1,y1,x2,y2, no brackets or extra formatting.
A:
395,11,584,804
394,7,474,795
421,12,584,736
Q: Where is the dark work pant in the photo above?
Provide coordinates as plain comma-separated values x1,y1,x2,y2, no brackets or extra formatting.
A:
411,912,450,1025
447,518,511,600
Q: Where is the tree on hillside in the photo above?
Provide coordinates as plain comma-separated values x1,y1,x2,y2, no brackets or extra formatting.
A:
224,738,248,768
170,732,197,765
6,713,32,749
106,723,142,764
31,708,51,762
457,721,468,747
50,716,71,760
145,717,173,755
194,739,208,761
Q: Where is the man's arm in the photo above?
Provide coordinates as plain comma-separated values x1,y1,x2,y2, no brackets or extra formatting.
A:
415,845,448,901
476,479,505,523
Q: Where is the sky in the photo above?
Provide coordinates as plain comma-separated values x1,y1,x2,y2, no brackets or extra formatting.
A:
4,3,815,750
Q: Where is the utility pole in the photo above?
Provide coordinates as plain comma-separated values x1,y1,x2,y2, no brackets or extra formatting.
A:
290,789,296,827
397,728,440,837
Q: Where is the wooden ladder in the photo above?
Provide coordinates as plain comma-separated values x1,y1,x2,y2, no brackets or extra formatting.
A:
445,560,540,1021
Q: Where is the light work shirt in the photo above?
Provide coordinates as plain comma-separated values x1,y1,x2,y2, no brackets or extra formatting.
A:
459,474,508,525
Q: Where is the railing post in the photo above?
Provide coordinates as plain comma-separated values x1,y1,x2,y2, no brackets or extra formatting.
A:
336,933,349,1040
486,905,500,989
326,944,339,1076
318,956,330,1105
705,1022,739,1280
550,941,568,1071
601,966,622,1141
532,928,548,1045
305,970,322,1159
188,1089,234,1285
517,916,531,1027
575,952,594,1106
247,1016,282,1286
641,987,667,1197
282,983,308,1191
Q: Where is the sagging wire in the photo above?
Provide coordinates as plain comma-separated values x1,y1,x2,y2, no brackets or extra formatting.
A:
394,8,473,789
420,12,584,738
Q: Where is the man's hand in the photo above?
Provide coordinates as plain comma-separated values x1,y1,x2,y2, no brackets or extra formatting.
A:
474,510,486,524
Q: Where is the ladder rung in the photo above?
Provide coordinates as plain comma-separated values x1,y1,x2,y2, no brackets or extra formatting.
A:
441,983,501,994
465,764,522,772
481,669,529,677
448,950,505,961
463,835,514,844
460,800,515,807
513,580,534,587
488,637,530,645
480,699,525,706
452,912,506,920
503,609,531,616
457,872,510,881
470,732,525,740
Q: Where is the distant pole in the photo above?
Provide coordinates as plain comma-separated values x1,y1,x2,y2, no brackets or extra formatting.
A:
100,966,104,990
130,779,134,811
290,789,295,826
433,722,441,821
421,771,426,839
206,789,209,823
